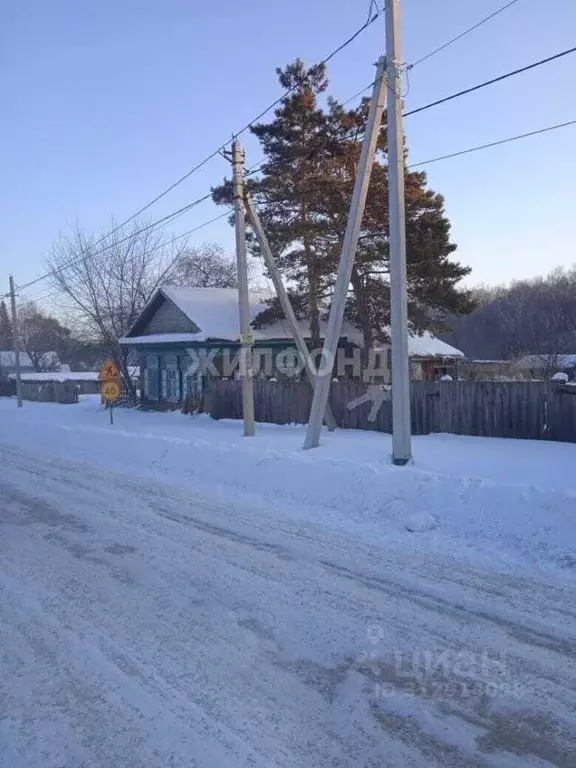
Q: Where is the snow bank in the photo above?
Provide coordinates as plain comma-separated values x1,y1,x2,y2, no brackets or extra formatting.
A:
0,397,574,577
9,372,100,382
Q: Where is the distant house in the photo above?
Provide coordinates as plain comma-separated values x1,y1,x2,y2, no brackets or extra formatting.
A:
406,335,464,381
119,286,465,409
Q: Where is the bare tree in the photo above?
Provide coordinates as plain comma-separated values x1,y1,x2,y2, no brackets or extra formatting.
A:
18,301,72,372
500,276,576,377
169,242,256,288
47,219,188,395
441,266,576,363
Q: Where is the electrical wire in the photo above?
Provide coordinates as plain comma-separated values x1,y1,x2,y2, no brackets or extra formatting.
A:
366,0,379,24
342,81,375,107
231,8,379,138
11,41,576,300
56,8,380,262
340,0,525,107
6,9,380,300
17,193,214,294
22,117,575,308
346,38,576,123
408,0,522,69
19,210,232,307
245,44,576,180
404,44,576,118
408,118,576,169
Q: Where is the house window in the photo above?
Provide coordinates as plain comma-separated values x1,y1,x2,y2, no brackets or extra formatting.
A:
181,356,191,399
164,354,180,402
180,356,201,399
144,355,159,400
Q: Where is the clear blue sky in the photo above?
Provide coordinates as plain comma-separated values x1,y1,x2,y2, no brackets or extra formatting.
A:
2,0,575,302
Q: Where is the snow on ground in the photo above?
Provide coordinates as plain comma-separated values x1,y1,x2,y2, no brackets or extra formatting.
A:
8,371,100,381
0,395,574,577
1,396,575,767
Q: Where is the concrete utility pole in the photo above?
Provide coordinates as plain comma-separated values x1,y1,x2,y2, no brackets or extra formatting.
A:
386,0,412,464
303,56,387,450
245,193,337,431
8,275,23,408
231,138,255,436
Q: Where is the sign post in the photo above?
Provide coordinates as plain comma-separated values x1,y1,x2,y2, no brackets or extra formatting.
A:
98,359,121,425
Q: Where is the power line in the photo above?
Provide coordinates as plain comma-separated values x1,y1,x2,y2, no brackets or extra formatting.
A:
20,210,231,306
65,9,380,257
245,44,576,181
244,118,576,207
13,41,576,300
339,0,525,109
20,118,576,308
233,9,379,138
408,118,576,169
7,9,380,301
342,81,375,107
404,44,576,118
17,193,214,294
409,0,522,69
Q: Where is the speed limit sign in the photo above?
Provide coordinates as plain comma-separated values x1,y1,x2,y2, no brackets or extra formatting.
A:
100,380,121,401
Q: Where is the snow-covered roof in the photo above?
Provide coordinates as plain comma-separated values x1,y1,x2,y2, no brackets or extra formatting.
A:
8,368,140,382
120,286,464,358
9,372,100,382
467,359,510,364
161,286,267,340
404,332,464,359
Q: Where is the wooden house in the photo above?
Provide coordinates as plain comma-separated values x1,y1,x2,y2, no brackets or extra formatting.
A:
119,286,464,409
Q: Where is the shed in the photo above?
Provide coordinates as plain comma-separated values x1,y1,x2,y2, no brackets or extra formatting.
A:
9,371,102,395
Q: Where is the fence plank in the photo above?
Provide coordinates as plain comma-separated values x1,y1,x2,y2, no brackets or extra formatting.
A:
204,378,576,443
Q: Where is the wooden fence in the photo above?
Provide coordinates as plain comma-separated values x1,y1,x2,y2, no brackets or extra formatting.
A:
20,380,79,404
206,379,576,442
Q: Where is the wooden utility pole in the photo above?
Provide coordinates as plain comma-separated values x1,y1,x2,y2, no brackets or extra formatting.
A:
231,139,255,436
386,0,412,464
8,275,23,408
245,193,337,431
303,56,387,450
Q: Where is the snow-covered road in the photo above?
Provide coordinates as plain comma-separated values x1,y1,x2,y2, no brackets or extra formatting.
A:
1,438,574,767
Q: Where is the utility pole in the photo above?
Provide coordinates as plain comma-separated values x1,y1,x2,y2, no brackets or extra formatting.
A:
303,56,387,450
245,193,337,431
8,275,23,408
386,0,412,464
231,138,255,436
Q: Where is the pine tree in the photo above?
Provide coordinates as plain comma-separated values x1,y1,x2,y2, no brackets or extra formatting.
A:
213,59,474,351
213,60,341,346
322,97,474,355
0,300,13,349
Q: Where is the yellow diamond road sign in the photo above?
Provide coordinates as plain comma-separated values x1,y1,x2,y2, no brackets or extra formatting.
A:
98,358,120,381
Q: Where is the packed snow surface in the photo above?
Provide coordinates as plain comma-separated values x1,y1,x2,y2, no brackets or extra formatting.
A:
0,396,574,767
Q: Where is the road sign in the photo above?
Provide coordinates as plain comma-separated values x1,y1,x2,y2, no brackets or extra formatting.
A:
98,358,120,380
101,379,121,401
